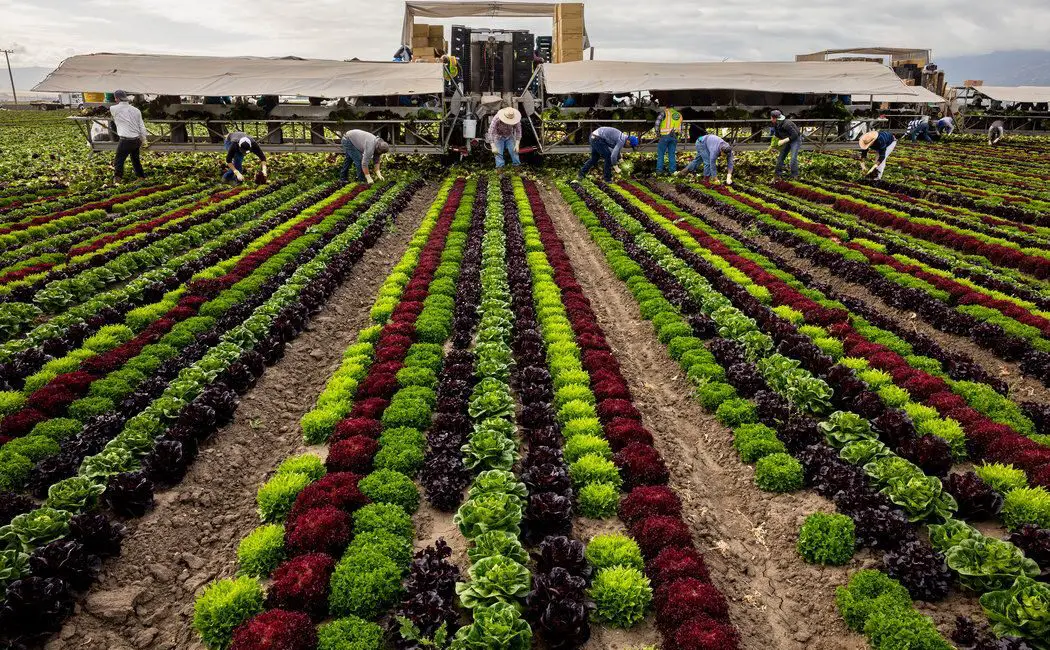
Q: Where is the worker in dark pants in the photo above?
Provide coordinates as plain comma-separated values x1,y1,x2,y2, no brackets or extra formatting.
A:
578,127,638,182
340,129,389,183
223,131,267,183
770,109,802,178
905,116,933,142
109,89,148,182
988,120,1006,145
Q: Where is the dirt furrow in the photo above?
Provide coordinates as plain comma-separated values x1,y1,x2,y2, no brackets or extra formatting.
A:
540,181,867,650
46,185,437,650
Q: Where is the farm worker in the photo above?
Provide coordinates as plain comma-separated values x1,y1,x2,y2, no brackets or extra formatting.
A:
441,54,461,95
678,134,735,185
988,120,1006,145
905,116,933,142
578,127,638,182
858,130,897,180
223,131,267,183
487,107,522,170
109,89,148,182
340,129,390,183
935,115,955,136
653,106,684,174
770,110,802,179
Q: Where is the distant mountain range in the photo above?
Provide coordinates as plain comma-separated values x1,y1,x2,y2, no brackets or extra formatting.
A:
937,50,1050,86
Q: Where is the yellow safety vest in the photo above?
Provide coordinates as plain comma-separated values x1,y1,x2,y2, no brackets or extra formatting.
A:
444,56,460,81
659,109,683,135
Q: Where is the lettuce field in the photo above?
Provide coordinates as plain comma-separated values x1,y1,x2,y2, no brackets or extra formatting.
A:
0,112,1048,650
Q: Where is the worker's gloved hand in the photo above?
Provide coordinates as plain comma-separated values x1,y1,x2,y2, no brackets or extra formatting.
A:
261,163,268,177
365,174,374,185
513,141,520,152
613,165,622,176
778,138,790,147
726,173,733,186
376,170,385,181
491,145,499,154
234,171,245,182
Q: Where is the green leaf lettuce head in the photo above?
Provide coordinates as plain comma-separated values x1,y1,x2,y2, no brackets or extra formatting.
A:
945,537,1040,593
588,565,653,628
0,507,72,553
193,576,264,650
454,492,524,540
467,530,529,565
45,476,106,512
980,575,1050,647
451,601,532,650
455,555,532,610
0,548,30,590
880,475,958,522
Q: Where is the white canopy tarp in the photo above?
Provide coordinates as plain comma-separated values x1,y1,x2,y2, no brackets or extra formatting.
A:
33,53,444,97
974,86,1050,104
541,60,918,96
402,1,590,47
854,86,947,104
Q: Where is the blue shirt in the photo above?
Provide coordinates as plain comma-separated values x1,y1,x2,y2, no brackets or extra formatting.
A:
592,127,629,164
863,131,896,163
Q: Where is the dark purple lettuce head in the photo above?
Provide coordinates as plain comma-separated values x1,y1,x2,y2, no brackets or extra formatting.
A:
0,576,74,636
534,536,590,577
0,491,36,526
104,471,155,517
944,471,1003,520
67,513,125,558
882,539,951,602
28,540,101,591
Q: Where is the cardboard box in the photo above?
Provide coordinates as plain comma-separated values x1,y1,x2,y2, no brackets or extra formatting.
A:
429,25,444,39
412,36,431,49
964,79,983,87
414,47,436,59
554,48,584,63
413,23,430,37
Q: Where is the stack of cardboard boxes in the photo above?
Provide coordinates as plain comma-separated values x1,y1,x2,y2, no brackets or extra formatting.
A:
411,24,449,62
553,3,585,63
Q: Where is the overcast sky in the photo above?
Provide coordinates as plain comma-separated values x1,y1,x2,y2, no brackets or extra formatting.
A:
2,0,1046,69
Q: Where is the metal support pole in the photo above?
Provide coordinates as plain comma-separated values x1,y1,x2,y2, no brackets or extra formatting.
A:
2,50,16,105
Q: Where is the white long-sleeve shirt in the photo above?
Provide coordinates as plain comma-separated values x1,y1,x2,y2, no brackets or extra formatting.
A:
109,102,148,140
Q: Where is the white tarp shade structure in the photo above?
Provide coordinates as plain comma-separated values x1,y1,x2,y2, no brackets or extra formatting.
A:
854,86,947,104
33,53,444,97
401,1,590,47
541,60,919,96
974,86,1050,104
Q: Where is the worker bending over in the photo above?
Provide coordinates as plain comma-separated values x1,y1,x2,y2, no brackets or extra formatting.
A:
936,115,955,136
340,129,389,183
905,116,933,142
109,90,149,182
770,110,802,179
223,131,267,183
859,130,897,180
488,107,522,170
578,127,638,183
988,120,1006,145
678,133,734,185
653,106,684,175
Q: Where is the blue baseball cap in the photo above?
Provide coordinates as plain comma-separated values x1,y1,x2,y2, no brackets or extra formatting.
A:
627,135,639,148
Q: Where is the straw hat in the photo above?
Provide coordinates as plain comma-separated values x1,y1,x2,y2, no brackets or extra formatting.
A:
858,131,879,149
496,107,522,126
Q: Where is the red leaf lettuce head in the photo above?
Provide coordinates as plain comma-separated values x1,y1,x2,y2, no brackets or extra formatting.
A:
231,609,317,650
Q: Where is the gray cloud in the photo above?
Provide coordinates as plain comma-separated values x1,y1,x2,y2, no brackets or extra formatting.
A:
2,0,1047,69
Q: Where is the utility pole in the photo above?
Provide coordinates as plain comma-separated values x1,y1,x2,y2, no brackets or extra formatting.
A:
1,50,16,105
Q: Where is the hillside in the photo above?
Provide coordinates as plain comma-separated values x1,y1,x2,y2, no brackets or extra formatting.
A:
938,49,1050,85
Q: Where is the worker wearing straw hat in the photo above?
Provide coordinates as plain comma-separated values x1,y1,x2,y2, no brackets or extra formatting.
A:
858,130,897,180
487,106,523,170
